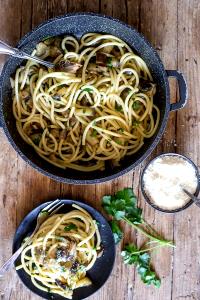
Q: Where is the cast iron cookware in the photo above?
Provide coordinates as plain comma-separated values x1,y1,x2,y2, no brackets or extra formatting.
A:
0,13,188,184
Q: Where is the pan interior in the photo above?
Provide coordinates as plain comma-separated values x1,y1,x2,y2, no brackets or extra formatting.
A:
0,14,169,182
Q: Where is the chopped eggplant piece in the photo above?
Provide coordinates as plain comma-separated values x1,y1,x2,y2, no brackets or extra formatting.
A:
50,129,60,138
49,46,62,58
102,44,114,54
111,46,121,58
70,260,80,274
21,90,31,101
55,279,67,290
96,52,108,66
56,247,73,263
36,42,49,57
96,53,120,68
55,60,82,73
60,129,67,140
69,116,76,127
139,78,152,91
88,63,107,74
31,133,42,145
52,94,61,101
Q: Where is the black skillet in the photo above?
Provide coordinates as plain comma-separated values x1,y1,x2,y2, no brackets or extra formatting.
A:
0,13,188,184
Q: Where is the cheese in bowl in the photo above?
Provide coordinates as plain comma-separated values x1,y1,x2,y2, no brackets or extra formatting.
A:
141,154,199,211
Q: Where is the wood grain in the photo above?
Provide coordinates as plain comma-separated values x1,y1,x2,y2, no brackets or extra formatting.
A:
0,0,199,299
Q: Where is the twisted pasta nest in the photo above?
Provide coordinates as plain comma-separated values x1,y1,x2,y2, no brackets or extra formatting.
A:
12,33,160,172
16,204,101,299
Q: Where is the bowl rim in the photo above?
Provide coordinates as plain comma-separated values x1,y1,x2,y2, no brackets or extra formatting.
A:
12,198,116,300
140,152,200,213
0,12,170,184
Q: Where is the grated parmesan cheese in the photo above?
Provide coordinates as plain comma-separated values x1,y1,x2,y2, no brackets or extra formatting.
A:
143,155,198,210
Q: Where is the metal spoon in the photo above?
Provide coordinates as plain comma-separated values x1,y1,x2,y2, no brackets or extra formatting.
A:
182,188,200,208
0,39,54,68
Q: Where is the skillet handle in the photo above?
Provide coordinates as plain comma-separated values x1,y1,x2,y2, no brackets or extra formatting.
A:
166,70,188,112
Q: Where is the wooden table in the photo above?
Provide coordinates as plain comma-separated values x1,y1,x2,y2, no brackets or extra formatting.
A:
0,1,199,299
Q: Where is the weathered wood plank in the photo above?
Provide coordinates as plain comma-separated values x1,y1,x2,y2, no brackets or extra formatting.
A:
172,1,200,299
132,1,178,299
0,1,199,300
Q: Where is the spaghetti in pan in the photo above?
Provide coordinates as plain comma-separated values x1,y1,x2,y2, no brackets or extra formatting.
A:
11,33,160,172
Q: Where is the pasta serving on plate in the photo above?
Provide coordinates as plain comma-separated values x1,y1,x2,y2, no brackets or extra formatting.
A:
16,204,101,299
11,33,160,172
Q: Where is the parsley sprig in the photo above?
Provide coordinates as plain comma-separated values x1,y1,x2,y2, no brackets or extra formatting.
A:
102,188,174,247
102,188,175,288
121,244,161,288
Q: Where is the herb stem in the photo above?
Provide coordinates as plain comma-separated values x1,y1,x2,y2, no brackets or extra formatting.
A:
129,244,167,255
123,217,175,248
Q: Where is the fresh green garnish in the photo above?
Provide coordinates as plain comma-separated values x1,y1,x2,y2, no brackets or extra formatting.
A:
115,104,123,112
110,220,123,244
133,120,141,127
102,188,142,223
91,129,98,137
64,224,77,231
83,87,93,93
121,244,161,288
132,100,141,110
102,188,175,287
118,128,124,133
61,266,66,272
102,188,173,246
115,139,122,145
42,36,52,41
107,57,113,68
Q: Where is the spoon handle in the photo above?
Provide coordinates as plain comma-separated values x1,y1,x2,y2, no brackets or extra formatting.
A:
182,188,200,208
0,40,54,69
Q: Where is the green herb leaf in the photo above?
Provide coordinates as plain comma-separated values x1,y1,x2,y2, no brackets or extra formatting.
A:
121,244,161,288
64,224,77,231
110,220,123,244
133,120,141,127
102,188,142,223
102,188,174,247
118,128,125,133
61,266,66,272
132,100,141,110
91,129,98,137
115,139,122,145
83,87,93,93
107,57,113,68
115,104,123,112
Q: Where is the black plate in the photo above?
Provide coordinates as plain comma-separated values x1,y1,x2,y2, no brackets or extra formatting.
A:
13,199,116,300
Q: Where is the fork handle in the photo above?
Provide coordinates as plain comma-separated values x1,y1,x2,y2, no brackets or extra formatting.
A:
0,39,54,68
0,236,31,277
